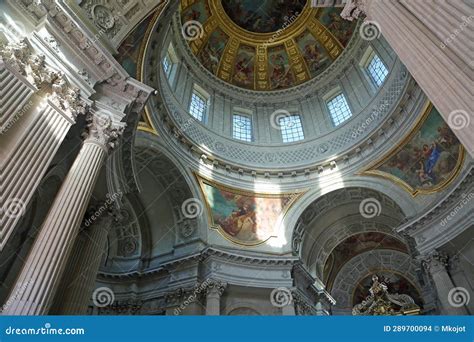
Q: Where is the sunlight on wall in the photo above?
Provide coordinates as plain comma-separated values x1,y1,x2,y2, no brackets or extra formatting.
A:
252,181,287,248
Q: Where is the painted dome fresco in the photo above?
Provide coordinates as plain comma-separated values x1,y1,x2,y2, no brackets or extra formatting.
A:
180,0,357,91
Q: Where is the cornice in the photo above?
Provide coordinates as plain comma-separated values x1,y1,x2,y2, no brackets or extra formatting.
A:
98,246,300,280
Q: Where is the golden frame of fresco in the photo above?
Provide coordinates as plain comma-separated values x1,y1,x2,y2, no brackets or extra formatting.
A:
181,0,347,90
360,101,465,197
136,7,167,136
195,173,305,247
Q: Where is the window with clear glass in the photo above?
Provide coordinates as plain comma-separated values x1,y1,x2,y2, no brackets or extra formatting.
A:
279,115,304,143
162,53,172,78
367,54,388,87
232,114,252,142
327,93,352,126
189,90,207,121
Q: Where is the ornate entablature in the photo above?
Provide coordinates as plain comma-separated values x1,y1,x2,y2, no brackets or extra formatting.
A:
397,166,473,255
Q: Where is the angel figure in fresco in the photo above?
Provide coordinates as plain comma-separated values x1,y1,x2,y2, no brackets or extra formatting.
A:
183,8,200,23
304,43,322,73
234,55,252,85
221,196,257,241
422,142,441,180
437,124,457,148
270,54,290,88
415,161,434,187
201,44,221,73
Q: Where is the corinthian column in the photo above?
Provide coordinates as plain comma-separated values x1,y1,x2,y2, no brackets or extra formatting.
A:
1,113,123,315
205,280,227,316
338,0,473,156
0,39,88,251
422,252,468,315
52,204,116,315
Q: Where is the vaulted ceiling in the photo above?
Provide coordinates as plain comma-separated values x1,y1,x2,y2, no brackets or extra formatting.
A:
181,0,357,90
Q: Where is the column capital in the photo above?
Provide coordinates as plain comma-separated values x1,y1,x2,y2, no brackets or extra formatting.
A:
82,112,125,152
205,279,227,297
421,251,449,274
340,0,369,21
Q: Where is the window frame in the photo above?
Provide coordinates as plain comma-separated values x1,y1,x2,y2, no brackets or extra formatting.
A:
188,85,209,122
162,43,178,84
359,46,389,91
366,53,389,87
232,113,253,142
279,114,305,143
326,92,353,127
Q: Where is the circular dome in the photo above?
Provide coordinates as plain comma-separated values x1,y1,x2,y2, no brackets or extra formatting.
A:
180,0,357,90
222,0,306,33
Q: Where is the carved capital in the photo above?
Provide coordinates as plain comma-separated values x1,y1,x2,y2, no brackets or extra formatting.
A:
82,113,125,152
205,279,227,297
0,38,30,75
48,73,88,119
341,0,368,21
421,251,449,274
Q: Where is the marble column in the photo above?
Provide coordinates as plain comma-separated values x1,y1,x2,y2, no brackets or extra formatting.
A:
422,252,468,315
1,113,122,315
337,0,473,156
0,40,88,250
52,206,115,315
205,280,226,316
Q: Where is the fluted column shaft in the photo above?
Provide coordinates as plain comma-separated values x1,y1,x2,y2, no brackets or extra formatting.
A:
1,137,107,315
205,289,221,316
341,0,473,156
423,253,468,315
205,281,226,316
54,214,113,315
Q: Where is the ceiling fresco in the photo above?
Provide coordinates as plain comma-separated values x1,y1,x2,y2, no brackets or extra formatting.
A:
221,0,306,33
196,175,303,246
363,103,465,196
180,0,357,90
